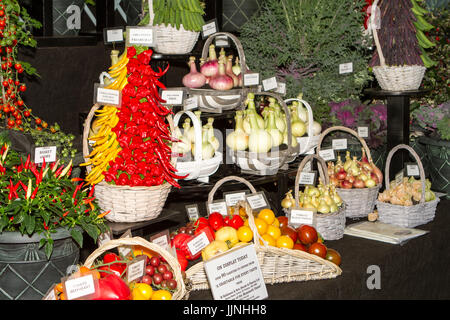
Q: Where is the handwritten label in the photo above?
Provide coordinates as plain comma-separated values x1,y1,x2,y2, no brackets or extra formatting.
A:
161,90,184,106
215,35,229,47
406,164,420,177
262,77,278,91
64,274,96,300
150,230,170,251
183,96,198,111
274,82,286,95
202,20,218,38
187,231,211,256
208,200,228,216
246,192,269,210
96,86,121,106
339,62,353,74
299,172,316,185
243,73,260,87
126,256,146,283
185,204,200,222
127,27,154,46
332,138,347,150
395,170,404,186
97,230,113,247
319,149,335,161
34,146,57,164
289,209,316,227
118,229,133,258
104,28,124,43
357,126,369,138
204,244,268,300
224,191,247,206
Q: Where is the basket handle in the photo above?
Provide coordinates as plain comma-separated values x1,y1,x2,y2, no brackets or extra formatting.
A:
294,154,329,207
83,236,186,300
370,0,386,67
207,175,257,205
384,144,426,203
316,125,374,163
284,98,314,154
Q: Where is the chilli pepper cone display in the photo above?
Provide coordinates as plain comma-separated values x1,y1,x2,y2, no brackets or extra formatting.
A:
81,45,187,223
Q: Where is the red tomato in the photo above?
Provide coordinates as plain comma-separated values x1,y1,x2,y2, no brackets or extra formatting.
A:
325,248,342,266
208,212,225,231
308,242,327,259
277,216,289,229
297,225,318,245
281,225,298,243
293,243,307,252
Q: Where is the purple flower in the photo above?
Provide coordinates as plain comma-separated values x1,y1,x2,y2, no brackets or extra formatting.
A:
338,110,355,127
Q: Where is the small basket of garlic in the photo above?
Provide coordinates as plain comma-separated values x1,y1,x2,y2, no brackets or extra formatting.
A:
172,110,222,181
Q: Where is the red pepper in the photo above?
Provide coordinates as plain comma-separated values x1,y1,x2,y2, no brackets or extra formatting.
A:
223,216,230,226
126,46,136,58
30,186,39,199
194,223,215,243
193,217,209,230
228,215,244,230
176,249,188,272
92,273,130,300
24,154,30,170
208,212,225,231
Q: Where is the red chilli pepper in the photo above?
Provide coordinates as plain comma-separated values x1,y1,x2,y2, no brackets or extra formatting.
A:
30,186,39,199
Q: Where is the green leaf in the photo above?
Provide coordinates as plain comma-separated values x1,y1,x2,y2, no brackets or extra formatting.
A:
44,239,54,260
71,228,83,248
24,214,36,235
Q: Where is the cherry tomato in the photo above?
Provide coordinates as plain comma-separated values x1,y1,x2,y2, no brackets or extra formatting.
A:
253,217,268,235
19,85,26,92
35,118,41,125
157,264,168,274
293,243,307,252
308,242,327,259
325,248,342,266
277,216,289,229
162,270,173,280
257,208,275,225
141,275,152,285
152,273,163,285
281,225,298,243
276,235,294,249
150,256,160,267
297,225,318,245
167,279,177,290
237,225,253,242
14,63,21,70
23,110,30,117
145,265,155,276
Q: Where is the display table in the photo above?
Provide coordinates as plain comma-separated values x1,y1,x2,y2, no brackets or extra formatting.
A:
364,88,429,178
187,198,450,300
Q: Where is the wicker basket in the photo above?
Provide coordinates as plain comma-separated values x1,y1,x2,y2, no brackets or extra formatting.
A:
285,98,321,156
231,91,294,175
146,0,199,55
172,110,222,181
376,144,440,228
188,32,251,112
316,126,381,219
82,104,174,223
370,0,426,91
185,176,342,290
293,154,346,240
83,236,187,300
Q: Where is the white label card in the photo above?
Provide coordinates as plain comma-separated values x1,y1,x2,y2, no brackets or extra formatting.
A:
184,96,198,111
332,139,348,150
208,200,228,216
105,28,124,43
185,204,200,221
246,192,269,210
204,244,268,300
186,231,211,256
34,146,57,164
126,256,146,283
357,126,369,138
118,229,133,258
299,172,316,185
395,170,404,186
64,274,96,300
224,191,248,206
319,149,335,161
215,35,229,47
275,82,286,95
96,86,121,106
127,27,154,46
202,20,218,38
161,90,184,106
262,77,278,91
406,164,420,177
150,230,171,251
243,73,260,86
97,230,113,247
339,62,353,74
303,161,312,172
289,209,316,227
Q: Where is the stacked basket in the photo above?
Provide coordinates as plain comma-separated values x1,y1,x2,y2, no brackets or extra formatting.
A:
316,126,381,219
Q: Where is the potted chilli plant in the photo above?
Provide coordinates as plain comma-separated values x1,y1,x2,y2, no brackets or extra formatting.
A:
0,136,109,300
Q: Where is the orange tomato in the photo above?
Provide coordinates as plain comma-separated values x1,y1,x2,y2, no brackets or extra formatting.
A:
253,218,268,235
265,225,281,240
151,289,172,300
260,234,276,246
271,217,280,227
237,225,253,242
55,282,64,293
276,235,294,249
258,209,275,225
78,266,91,275
133,245,157,259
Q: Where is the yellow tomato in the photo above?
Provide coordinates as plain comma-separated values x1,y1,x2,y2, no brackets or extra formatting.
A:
253,218,268,236
151,289,172,300
133,245,156,259
260,234,276,246
215,226,239,248
132,283,153,300
266,225,281,240
271,217,280,228
237,225,253,242
276,235,294,249
258,209,275,225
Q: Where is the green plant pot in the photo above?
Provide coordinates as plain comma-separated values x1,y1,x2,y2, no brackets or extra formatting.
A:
0,228,80,300
418,136,450,199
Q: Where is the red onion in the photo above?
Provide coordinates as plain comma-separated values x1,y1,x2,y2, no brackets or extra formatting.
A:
209,61,234,91
200,44,219,78
182,56,206,88
226,55,239,88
